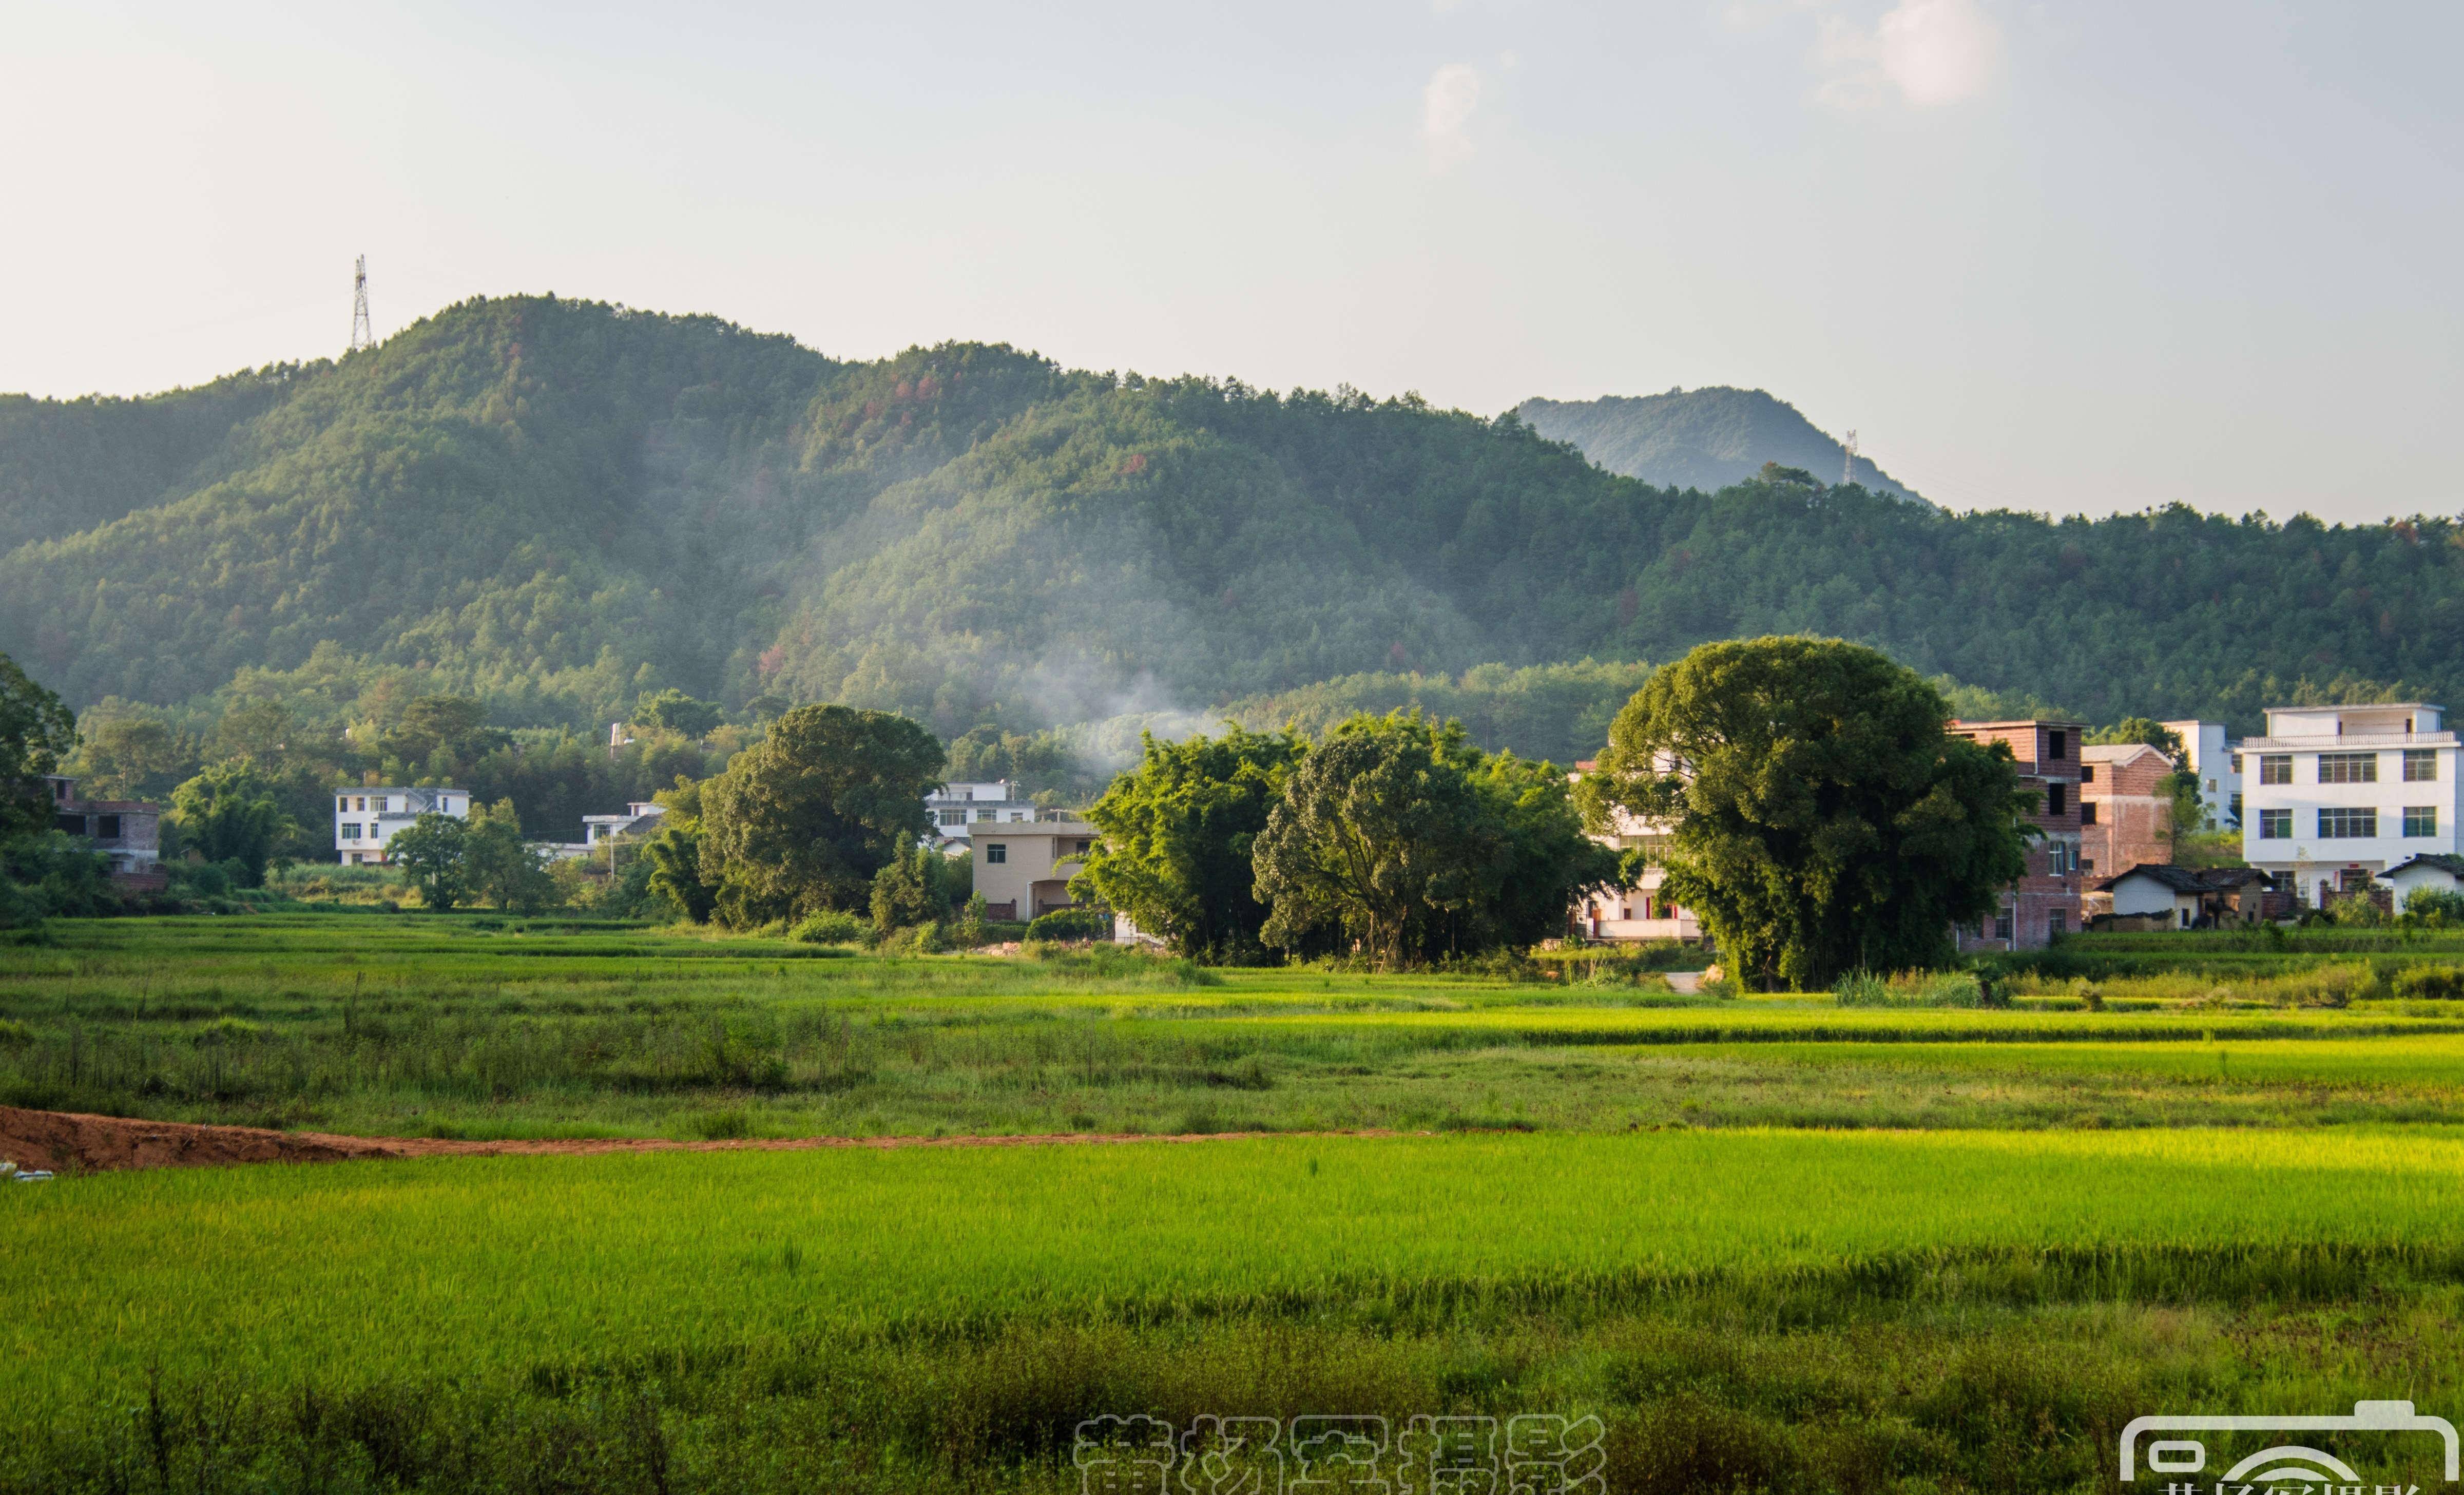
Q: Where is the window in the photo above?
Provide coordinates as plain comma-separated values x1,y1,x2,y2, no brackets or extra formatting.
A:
2229,792,2243,820
2260,755,2293,784
1993,910,2013,941
2045,783,2067,816
341,823,361,841
2047,841,2071,875
936,809,964,827
2405,807,2439,838
336,797,349,812
2319,752,2377,783
2317,807,2378,839
1072,839,1092,855
2048,729,2068,760
95,815,120,839
53,813,85,836
2230,753,2242,774
2049,911,2066,939
2080,764,2095,783
2259,809,2292,839
2081,801,2099,825
2405,750,2439,782
984,843,1007,864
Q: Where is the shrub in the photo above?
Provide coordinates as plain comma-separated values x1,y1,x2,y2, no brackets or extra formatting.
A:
1026,908,1112,942
2404,888,2464,926
1835,970,1987,1008
2396,965,2464,1001
791,909,869,945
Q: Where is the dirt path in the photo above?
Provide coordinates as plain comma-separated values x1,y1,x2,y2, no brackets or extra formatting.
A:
0,1106,1371,1175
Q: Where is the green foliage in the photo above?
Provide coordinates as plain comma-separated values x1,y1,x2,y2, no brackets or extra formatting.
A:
790,908,868,945
1225,660,1658,769
10,296,2464,763
388,812,470,911
167,762,293,887
633,688,723,740
1072,725,1305,963
0,832,114,927
463,798,557,913
65,712,198,802
380,695,509,770
1253,712,1618,967
2404,888,2464,926
1834,970,1992,1008
1025,907,1112,942
697,704,944,926
1583,637,2032,990
869,842,969,938
0,649,74,842
2089,717,2186,763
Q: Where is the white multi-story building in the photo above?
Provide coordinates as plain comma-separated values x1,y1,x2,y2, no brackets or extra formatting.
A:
926,779,1040,845
2239,703,2458,908
2161,719,2239,827
334,787,470,865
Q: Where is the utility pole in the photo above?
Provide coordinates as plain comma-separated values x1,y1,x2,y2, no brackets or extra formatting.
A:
1840,430,1858,489
349,256,374,353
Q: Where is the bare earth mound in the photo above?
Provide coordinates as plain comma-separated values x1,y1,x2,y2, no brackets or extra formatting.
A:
0,1106,1350,1174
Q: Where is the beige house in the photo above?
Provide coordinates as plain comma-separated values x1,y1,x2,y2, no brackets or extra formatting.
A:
971,819,1095,922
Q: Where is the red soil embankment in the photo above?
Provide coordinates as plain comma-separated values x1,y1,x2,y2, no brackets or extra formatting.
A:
0,1106,1341,1174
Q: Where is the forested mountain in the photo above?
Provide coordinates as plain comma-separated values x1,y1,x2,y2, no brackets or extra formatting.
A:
1517,387,1920,500
0,294,2455,768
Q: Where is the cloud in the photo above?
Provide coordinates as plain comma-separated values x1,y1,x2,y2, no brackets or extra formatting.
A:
1421,63,1481,169
1815,0,1999,109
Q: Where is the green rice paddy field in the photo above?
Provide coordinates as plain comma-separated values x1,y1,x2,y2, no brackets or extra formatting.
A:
13,916,2464,1492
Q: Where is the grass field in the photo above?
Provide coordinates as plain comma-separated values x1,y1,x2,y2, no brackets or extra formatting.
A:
15,915,2464,1491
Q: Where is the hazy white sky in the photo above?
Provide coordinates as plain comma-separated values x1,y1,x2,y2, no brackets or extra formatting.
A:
5,1,2458,520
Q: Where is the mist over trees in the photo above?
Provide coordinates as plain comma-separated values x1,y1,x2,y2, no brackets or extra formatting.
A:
0,293,2455,781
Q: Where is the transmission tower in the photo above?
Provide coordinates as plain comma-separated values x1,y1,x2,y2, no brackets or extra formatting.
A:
1840,429,1858,488
349,256,374,353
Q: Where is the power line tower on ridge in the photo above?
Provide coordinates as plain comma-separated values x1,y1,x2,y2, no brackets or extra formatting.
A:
349,256,374,353
1840,430,1858,489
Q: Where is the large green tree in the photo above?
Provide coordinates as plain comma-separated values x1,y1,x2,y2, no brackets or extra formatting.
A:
1578,637,2032,990
1071,725,1306,963
696,704,942,926
0,650,75,842
1251,712,1615,968
168,763,295,886
464,798,556,912
388,812,471,911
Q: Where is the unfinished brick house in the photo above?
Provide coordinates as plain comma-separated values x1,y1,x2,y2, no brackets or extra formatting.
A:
40,774,167,890
2080,740,2174,891
1950,719,2086,951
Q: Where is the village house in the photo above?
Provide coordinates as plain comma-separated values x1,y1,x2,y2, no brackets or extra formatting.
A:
41,775,165,886
2163,719,2239,828
2079,740,2174,895
1565,761,1701,943
925,779,1040,846
1952,719,2087,950
333,787,470,865
968,814,1093,922
2093,863,2274,930
2380,853,2464,910
2239,703,2459,910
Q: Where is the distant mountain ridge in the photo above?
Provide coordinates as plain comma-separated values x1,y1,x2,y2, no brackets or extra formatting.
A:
1,296,2455,749
1516,387,1922,501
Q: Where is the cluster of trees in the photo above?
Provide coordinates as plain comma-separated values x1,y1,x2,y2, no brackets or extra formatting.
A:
1072,714,1618,968
9,292,2459,781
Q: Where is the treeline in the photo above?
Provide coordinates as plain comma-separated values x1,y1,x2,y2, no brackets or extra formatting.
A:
3,294,2456,762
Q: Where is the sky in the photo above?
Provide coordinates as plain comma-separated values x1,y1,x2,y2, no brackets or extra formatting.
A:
5,0,2459,521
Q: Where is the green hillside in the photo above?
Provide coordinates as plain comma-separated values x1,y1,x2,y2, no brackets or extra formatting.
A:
0,295,2455,763
1518,386,1921,500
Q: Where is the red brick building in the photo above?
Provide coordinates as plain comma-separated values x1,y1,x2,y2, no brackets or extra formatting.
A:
1950,719,2086,950
2078,741,2173,909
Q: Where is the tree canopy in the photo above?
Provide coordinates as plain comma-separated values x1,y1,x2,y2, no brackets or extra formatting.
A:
696,704,942,926
0,649,74,842
1072,725,1306,963
1579,637,2032,990
1251,712,1616,968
